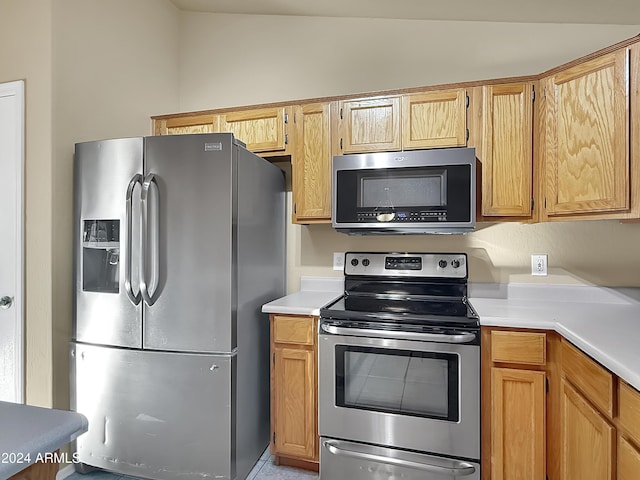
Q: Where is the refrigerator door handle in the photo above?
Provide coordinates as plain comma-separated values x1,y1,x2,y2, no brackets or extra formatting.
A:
125,174,142,305
140,173,160,306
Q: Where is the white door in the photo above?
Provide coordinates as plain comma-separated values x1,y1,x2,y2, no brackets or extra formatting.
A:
0,80,24,403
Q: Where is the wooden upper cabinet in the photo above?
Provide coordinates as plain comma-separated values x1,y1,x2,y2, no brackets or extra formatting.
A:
479,82,534,217
292,103,332,223
543,49,629,216
338,96,401,153
220,106,291,154
153,114,220,136
401,89,467,149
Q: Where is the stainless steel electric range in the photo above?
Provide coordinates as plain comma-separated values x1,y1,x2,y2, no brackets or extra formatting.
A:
318,252,480,480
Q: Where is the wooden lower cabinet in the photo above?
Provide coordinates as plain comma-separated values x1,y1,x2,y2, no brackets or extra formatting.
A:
482,328,558,480
269,314,319,471
618,436,640,480
8,453,59,480
491,368,546,480
561,379,615,480
485,330,640,480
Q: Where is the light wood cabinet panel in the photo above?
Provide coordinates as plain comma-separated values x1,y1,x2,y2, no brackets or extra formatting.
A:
338,96,401,153
630,43,640,222
270,315,318,469
154,114,220,136
491,330,546,365
273,346,316,459
619,381,640,446
480,83,534,217
8,458,59,480
273,315,315,345
543,50,629,216
220,106,291,154
618,436,640,480
292,103,332,223
562,340,614,418
491,368,546,480
482,328,561,480
401,89,467,149
561,380,615,480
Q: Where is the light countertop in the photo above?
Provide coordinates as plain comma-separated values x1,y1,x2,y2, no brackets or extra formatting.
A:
0,401,88,478
263,278,640,392
262,276,343,316
470,283,640,392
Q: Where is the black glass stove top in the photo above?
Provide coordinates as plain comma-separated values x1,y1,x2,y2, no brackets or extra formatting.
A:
320,294,479,329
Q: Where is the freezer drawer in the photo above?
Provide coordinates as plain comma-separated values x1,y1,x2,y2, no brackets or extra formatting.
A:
70,343,235,480
320,438,480,480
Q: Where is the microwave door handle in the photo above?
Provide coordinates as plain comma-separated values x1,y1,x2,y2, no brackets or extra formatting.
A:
140,173,159,306
320,323,476,344
125,174,142,305
323,440,477,476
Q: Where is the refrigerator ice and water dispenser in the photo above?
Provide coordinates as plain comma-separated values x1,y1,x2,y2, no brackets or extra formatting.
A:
82,219,120,293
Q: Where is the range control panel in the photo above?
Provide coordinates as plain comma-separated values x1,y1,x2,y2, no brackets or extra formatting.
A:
344,252,467,278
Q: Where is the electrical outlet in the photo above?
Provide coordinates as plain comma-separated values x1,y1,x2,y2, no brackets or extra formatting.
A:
333,252,345,271
531,254,548,276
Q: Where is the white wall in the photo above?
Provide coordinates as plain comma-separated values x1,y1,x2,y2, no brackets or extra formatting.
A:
0,0,54,407
50,0,181,409
177,13,640,109
2,0,181,408
175,14,640,290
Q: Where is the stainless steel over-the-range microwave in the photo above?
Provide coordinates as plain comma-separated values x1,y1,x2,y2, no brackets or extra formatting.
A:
332,147,477,234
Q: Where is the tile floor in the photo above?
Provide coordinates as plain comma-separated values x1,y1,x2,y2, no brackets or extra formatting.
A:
64,448,319,480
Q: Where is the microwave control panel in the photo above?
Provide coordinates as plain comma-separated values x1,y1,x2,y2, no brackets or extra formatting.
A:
357,211,446,223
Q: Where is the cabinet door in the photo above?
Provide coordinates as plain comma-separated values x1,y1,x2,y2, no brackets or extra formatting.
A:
561,380,615,480
338,96,401,153
154,114,220,136
618,436,640,480
272,346,316,460
481,83,533,217
491,368,546,480
292,103,332,223
402,89,467,149
220,107,290,153
544,50,629,216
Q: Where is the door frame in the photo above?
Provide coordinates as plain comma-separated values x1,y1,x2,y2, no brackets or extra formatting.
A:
0,79,25,403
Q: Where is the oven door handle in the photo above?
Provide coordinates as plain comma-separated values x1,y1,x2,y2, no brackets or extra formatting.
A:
323,439,477,476
320,323,476,344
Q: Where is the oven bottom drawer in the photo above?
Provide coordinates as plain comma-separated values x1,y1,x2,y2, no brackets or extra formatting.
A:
320,438,480,480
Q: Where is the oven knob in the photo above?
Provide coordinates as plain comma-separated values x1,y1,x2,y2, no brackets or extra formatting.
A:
438,259,448,268
351,258,359,267
362,259,370,267
452,259,461,268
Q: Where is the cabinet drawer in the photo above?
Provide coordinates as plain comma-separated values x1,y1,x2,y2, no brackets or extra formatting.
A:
619,381,640,445
561,340,614,418
273,316,315,346
491,330,546,365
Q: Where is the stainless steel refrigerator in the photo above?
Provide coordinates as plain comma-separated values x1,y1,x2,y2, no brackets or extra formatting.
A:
70,133,285,480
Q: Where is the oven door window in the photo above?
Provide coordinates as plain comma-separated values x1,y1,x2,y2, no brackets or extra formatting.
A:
335,345,459,421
